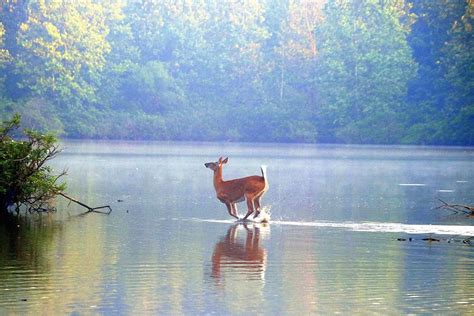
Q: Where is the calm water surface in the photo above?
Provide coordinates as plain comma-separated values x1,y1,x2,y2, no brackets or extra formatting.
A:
1,141,474,314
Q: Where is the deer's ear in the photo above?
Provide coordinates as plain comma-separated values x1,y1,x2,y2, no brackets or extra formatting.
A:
222,157,228,164
218,157,223,163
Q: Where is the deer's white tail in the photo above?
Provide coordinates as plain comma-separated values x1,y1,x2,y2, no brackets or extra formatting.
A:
260,165,268,189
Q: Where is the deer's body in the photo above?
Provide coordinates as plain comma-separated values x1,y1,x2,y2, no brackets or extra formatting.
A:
205,157,268,220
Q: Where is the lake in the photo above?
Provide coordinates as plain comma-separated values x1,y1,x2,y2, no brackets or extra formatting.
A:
1,141,473,314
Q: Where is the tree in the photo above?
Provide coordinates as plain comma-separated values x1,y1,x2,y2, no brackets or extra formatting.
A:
121,60,185,114
0,114,65,214
441,0,474,145
0,20,10,97
314,0,416,143
263,0,325,142
95,0,140,111
404,0,469,144
0,21,9,63
0,0,471,145
15,0,111,104
0,0,29,100
125,0,273,141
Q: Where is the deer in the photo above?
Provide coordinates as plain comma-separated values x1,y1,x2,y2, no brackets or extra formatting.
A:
204,157,268,220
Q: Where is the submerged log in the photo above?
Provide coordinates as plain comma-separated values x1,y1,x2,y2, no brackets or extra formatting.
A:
59,192,112,214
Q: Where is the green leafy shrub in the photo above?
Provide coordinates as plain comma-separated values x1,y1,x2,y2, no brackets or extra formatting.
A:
0,114,66,214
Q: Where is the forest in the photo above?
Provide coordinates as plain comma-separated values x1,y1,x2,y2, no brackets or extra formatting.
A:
0,0,472,145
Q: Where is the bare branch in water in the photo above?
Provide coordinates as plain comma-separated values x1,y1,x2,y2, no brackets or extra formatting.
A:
435,199,474,215
59,192,112,215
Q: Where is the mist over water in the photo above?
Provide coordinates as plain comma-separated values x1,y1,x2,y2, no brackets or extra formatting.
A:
0,141,473,314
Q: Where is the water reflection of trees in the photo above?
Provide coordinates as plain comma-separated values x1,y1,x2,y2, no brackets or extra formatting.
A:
0,205,107,314
0,214,60,270
0,213,61,311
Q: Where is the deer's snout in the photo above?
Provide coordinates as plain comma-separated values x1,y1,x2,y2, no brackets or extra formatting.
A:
205,162,218,171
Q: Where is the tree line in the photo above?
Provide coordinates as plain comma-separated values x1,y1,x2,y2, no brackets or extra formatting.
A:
0,0,472,145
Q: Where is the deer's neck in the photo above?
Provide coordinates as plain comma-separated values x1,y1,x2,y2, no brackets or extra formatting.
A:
213,168,224,190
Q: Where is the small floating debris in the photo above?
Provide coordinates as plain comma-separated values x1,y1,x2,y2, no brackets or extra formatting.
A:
395,236,474,243
463,237,474,244
397,237,413,241
437,189,455,193
422,237,440,242
456,180,468,183
398,183,426,186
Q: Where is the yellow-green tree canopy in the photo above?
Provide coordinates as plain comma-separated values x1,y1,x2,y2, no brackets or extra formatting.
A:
15,0,112,102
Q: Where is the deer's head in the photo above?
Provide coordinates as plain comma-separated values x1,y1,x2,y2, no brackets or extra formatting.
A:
204,157,228,172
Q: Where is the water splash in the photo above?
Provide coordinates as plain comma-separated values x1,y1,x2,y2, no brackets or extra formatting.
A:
269,220,474,236
187,216,474,236
255,205,271,223
229,205,272,224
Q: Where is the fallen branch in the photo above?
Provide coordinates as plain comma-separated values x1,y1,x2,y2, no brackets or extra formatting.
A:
59,192,112,214
435,199,474,215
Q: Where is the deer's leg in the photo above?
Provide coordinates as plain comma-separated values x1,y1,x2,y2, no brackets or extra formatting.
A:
225,202,239,219
253,188,267,218
253,196,261,218
231,203,239,218
243,194,255,220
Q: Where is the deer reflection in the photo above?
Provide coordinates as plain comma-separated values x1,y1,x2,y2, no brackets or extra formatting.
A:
211,223,268,283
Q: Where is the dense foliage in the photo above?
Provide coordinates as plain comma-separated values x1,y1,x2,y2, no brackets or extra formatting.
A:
0,114,65,213
0,0,472,145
